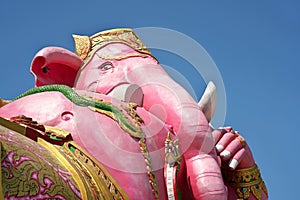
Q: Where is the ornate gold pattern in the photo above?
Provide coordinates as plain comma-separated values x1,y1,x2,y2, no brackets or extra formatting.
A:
222,164,268,200
37,138,91,200
73,35,91,60
60,141,129,200
65,142,128,199
90,28,151,55
72,28,152,60
0,123,129,200
0,125,81,199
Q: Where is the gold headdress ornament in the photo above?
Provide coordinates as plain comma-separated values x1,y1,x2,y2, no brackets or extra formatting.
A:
73,28,152,60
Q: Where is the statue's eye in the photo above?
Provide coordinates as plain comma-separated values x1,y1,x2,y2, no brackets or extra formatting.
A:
100,63,113,71
42,66,49,73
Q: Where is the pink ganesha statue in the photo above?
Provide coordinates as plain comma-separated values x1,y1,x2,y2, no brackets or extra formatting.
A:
0,28,268,200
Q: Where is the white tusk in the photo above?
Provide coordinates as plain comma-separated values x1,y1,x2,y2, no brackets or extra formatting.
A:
198,81,218,122
108,84,144,106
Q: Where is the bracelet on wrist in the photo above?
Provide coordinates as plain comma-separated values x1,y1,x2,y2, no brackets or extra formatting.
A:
222,164,268,200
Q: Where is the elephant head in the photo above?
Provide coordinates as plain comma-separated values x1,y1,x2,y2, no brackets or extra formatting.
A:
29,28,214,157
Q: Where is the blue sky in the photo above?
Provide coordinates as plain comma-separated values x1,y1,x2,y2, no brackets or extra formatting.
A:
1,1,299,199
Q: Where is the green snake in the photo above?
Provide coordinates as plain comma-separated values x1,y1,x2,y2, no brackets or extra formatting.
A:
14,84,144,138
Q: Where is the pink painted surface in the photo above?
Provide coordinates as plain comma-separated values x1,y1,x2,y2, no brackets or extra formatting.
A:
9,39,268,199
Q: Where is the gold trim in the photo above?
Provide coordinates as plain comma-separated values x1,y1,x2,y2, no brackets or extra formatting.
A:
66,141,129,200
139,138,159,200
73,35,91,60
37,138,89,200
73,28,153,61
44,125,71,138
222,164,261,187
222,164,268,200
96,50,150,61
90,28,151,55
58,143,113,199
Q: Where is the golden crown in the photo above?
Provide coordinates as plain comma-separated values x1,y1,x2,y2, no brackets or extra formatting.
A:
72,28,152,60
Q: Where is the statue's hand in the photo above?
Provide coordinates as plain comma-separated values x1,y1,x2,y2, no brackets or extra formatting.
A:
212,127,255,170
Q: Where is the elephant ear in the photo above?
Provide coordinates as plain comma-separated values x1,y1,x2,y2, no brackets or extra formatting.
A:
198,81,217,123
30,47,83,87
